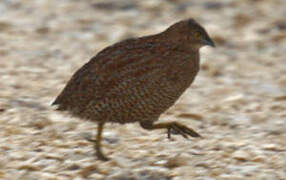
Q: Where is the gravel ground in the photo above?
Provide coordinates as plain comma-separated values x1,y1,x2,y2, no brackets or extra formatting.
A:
0,0,285,179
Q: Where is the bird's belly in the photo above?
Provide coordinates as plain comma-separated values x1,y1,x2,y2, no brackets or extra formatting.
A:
90,75,193,124
80,66,198,124
105,92,179,124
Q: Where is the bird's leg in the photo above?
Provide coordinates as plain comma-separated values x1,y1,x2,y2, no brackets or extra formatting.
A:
140,121,201,139
94,122,109,161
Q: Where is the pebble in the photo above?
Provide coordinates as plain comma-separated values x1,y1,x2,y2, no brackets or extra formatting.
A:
164,154,188,169
232,150,250,161
262,144,282,152
222,94,246,104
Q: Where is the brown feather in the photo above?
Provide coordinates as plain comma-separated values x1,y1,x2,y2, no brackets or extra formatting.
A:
53,18,213,125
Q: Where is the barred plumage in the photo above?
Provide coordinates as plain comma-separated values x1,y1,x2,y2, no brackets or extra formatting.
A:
53,18,215,160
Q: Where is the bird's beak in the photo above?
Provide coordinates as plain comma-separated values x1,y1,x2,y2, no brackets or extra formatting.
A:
202,37,215,47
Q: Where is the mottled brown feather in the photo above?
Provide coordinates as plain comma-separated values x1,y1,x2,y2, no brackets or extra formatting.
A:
53,18,214,125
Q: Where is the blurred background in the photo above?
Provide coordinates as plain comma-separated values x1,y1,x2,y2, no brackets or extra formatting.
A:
0,0,285,179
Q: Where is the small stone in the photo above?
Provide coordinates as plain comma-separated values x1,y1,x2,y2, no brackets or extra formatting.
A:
44,153,64,161
233,14,252,28
275,19,286,30
66,164,81,171
154,160,167,166
274,95,286,101
190,149,205,155
195,162,209,168
222,94,246,104
252,155,266,163
28,116,53,129
0,21,12,31
262,144,282,152
18,164,40,171
223,94,245,102
232,150,250,161
36,27,50,34
164,154,187,169
176,113,203,120
79,164,98,178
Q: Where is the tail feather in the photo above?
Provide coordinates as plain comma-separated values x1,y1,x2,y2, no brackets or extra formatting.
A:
51,96,66,110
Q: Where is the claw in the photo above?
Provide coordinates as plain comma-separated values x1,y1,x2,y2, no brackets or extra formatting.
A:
178,124,201,137
96,151,109,161
168,122,201,139
172,124,189,139
167,128,171,139
85,136,97,143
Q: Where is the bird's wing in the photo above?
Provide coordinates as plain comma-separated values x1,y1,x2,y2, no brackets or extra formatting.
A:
52,38,175,113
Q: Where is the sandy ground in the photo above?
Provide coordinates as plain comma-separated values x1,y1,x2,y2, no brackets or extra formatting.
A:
0,0,285,179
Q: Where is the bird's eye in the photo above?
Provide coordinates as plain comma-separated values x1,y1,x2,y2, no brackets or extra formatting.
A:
194,31,201,38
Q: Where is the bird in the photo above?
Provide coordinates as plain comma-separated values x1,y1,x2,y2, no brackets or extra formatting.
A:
52,18,215,161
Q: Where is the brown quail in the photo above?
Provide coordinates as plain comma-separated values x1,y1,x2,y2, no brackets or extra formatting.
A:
52,18,215,160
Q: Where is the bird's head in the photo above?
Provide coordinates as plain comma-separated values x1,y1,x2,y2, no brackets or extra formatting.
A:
164,18,215,49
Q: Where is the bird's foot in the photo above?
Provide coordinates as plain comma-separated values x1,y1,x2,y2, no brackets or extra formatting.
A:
96,151,109,161
167,122,201,139
85,136,96,143
84,135,109,161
